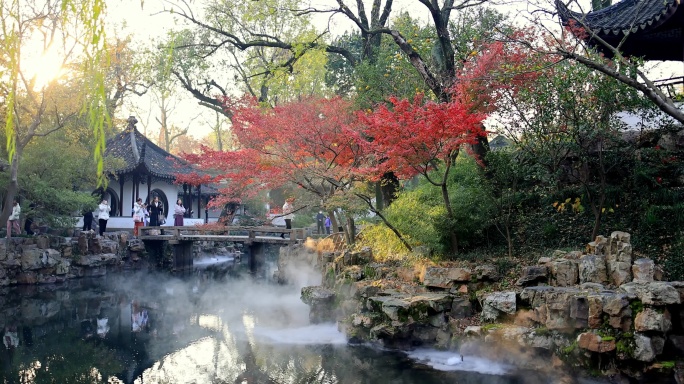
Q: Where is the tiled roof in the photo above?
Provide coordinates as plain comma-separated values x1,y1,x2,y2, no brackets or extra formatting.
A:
556,0,684,61
105,127,196,180
557,0,680,36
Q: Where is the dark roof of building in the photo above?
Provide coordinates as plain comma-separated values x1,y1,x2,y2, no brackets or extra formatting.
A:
489,135,512,150
105,125,196,180
557,0,684,61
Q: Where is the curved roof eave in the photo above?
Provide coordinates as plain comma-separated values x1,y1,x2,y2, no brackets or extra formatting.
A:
556,0,680,37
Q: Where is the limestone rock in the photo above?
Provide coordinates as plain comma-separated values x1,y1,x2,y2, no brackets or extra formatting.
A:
422,267,472,289
635,308,671,333
450,297,473,319
633,333,656,362
366,292,453,325
587,236,608,256
100,240,119,255
351,281,381,299
482,291,516,321
632,258,655,283
78,234,88,254
73,253,118,267
474,264,499,281
610,231,631,244
587,295,603,329
607,261,631,287
35,235,49,249
614,243,633,264
544,288,578,330
577,332,616,353
463,326,481,336
519,286,555,308
550,259,578,287
55,258,71,275
88,237,102,254
516,265,548,286
620,282,681,305
301,286,335,306
602,293,633,331
538,256,552,265
578,255,608,284
21,248,61,271
301,286,336,324
569,296,589,329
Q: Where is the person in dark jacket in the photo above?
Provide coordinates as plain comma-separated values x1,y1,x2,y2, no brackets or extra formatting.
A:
24,203,36,236
149,196,164,226
82,209,94,231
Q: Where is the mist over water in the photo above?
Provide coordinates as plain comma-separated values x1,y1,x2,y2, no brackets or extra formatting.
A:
406,349,512,375
0,247,598,384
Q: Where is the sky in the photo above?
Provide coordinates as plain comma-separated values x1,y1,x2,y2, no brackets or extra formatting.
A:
106,0,684,140
105,0,437,139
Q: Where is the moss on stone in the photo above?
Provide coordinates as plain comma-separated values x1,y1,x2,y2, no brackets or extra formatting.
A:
629,300,644,316
561,341,578,355
481,323,502,332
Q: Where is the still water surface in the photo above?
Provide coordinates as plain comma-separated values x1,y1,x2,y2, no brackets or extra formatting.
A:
0,268,593,384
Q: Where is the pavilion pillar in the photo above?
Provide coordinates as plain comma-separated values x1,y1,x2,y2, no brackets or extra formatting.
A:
147,174,152,201
119,177,124,217
204,196,209,223
183,183,189,217
197,185,201,218
187,185,193,217
131,174,137,212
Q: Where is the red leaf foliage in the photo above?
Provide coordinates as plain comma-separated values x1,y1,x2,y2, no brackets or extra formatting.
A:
178,96,364,208
456,28,549,114
355,94,486,180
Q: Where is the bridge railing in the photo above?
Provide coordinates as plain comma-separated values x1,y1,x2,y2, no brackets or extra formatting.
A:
139,225,306,242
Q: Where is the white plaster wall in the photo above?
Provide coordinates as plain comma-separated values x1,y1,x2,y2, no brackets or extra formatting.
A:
103,177,221,223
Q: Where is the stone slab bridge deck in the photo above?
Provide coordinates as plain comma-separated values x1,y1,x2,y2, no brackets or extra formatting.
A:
138,226,306,270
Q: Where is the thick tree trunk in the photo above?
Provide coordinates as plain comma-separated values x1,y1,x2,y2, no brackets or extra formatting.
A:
380,172,399,207
1,152,21,226
440,181,458,254
346,216,356,245
328,210,339,234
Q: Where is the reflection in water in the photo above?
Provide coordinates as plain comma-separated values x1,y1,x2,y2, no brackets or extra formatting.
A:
0,271,583,384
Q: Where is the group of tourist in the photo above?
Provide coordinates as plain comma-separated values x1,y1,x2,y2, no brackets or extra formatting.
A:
79,195,188,238
131,196,187,236
315,210,332,234
283,198,332,235
5,199,36,239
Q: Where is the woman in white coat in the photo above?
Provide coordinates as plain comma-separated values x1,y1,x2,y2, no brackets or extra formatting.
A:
97,199,110,237
132,198,145,237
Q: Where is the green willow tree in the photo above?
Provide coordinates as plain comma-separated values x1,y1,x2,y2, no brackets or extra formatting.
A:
0,0,110,224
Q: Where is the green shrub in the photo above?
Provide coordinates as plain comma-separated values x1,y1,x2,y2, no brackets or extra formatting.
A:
355,224,413,262
383,155,493,255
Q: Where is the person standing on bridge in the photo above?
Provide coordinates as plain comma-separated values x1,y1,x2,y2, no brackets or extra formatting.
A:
132,198,144,237
282,197,295,230
316,211,325,234
174,199,186,226
325,215,331,234
149,195,164,226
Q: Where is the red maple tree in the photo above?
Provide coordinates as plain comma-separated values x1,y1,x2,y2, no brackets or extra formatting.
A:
177,96,363,213
355,93,486,252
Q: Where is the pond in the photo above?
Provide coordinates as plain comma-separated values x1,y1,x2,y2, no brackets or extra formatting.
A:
0,269,605,384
